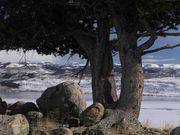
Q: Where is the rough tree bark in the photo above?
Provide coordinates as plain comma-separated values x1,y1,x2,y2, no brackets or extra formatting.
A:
85,3,145,134
72,17,118,106
90,17,118,107
112,1,144,118
118,48,144,118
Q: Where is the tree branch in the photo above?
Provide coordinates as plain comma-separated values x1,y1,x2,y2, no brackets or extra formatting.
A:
138,20,157,51
163,32,180,36
73,59,89,85
143,44,180,55
139,31,180,37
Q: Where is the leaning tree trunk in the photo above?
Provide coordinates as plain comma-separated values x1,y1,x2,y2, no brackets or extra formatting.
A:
90,17,118,107
72,17,118,106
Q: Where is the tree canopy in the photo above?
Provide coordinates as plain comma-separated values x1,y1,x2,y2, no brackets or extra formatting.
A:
0,0,179,55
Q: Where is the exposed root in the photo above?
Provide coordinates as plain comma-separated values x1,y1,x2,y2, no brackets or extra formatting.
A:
84,109,143,135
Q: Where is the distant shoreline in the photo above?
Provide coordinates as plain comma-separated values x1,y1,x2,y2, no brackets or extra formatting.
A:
0,91,179,128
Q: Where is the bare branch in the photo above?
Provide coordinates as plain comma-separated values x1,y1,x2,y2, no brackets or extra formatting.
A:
163,32,180,36
138,20,157,51
143,44,180,55
73,59,89,85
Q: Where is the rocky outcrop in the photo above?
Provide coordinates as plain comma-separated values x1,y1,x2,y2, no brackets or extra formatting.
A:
170,127,180,135
0,114,29,135
0,97,7,114
9,102,39,115
80,103,104,126
36,81,86,121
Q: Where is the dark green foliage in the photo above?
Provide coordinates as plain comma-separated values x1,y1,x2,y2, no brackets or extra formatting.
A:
0,0,179,56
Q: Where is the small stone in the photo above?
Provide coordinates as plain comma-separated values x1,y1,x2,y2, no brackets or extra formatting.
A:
63,117,80,127
51,128,73,135
26,111,43,122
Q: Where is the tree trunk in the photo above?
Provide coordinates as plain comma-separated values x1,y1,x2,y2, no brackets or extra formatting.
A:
115,27,144,118
118,50,144,118
72,17,118,106
90,54,117,107
112,1,144,118
90,17,118,107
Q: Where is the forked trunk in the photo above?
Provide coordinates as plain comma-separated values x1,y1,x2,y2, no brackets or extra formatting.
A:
72,17,118,107
91,17,118,106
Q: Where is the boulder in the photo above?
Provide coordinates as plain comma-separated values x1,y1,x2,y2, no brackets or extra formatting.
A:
0,97,7,114
8,101,26,110
170,127,180,135
80,103,104,126
0,114,29,135
51,128,73,135
9,102,39,115
36,81,86,121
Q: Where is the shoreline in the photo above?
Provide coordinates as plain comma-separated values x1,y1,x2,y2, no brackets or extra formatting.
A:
0,91,179,128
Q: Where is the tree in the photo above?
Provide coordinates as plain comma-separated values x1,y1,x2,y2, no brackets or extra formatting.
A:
112,0,180,118
0,0,180,133
0,0,118,107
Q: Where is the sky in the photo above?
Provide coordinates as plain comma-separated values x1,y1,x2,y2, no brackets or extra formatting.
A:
113,35,180,64
142,36,180,64
0,35,179,64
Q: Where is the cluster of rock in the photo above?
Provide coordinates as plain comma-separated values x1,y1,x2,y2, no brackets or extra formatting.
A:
0,81,179,135
0,81,105,135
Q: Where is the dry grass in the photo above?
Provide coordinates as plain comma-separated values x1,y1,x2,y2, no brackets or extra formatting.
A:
161,121,174,134
142,119,151,128
141,120,174,134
